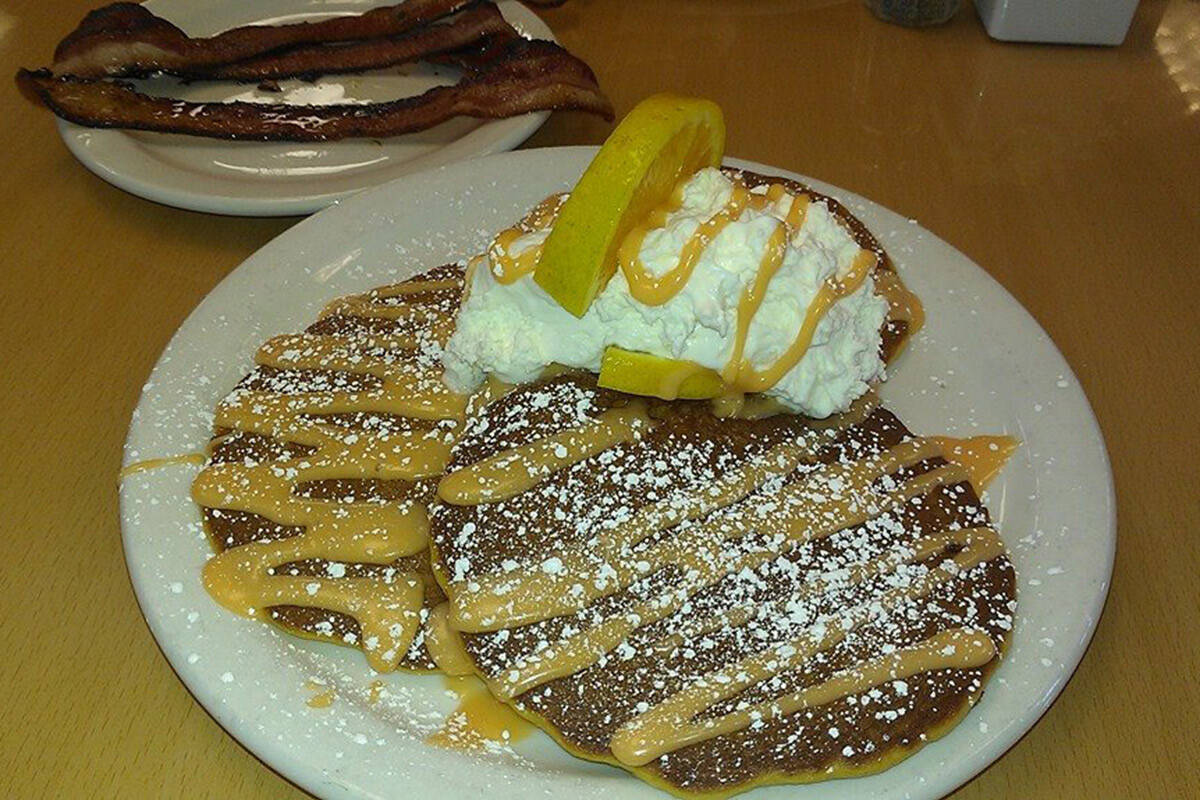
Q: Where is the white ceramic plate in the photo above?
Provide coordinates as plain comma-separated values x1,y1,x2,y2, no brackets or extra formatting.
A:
58,0,554,216
120,147,1115,800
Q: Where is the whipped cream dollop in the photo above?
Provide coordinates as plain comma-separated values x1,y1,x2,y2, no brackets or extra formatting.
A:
442,167,889,417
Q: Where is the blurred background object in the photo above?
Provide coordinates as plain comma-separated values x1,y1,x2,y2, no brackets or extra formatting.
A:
975,0,1138,45
1155,1,1200,114
864,0,963,27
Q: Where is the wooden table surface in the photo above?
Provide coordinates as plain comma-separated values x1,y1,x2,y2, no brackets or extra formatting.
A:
2,1,1197,797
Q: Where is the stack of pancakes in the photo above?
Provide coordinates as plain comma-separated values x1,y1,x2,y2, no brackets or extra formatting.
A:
192,179,1015,797
431,374,1014,795
193,265,468,671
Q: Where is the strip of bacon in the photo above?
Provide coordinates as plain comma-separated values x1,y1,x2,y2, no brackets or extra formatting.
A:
18,39,613,142
430,29,524,73
203,2,515,81
52,0,472,78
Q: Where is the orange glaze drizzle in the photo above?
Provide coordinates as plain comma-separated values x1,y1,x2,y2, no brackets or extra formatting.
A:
932,435,1020,491
613,176,861,395
451,436,966,636
617,182,752,306
426,676,533,751
488,193,567,285
305,680,336,709
424,601,476,676
727,249,877,393
874,266,926,351
721,223,789,385
440,418,1012,762
320,279,461,328
119,452,207,479
438,402,650,505
481,176,905,402
194,277,468,673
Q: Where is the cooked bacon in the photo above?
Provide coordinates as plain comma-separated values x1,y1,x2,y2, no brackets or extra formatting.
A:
203,3,515,81
18,39,614,142
429,29,524,73
52,0,473,78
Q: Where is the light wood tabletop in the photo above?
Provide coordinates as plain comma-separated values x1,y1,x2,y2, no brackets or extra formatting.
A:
2,1,1197,797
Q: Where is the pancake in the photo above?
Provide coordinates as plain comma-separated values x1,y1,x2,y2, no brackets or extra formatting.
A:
192,264,472,672
189,164,921,678
428,374,1016,796
186,163,956,788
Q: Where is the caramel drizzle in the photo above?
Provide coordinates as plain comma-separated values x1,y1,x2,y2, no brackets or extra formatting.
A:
614,179,876,396
447,438,812,632
489,452,983,699
618,182,752,306
443,417,1010,762
648,527,987,657
874,266,926,349
425,602,476,677
483,176,906,401
654,360,723,401
234,325,467,425
722,223,790,384
453,436,959,636
725,249,877,392
305,681,336,709
320,280,461,338
709,391,788,420
446,392,877,633
119,452,207,479
931,434,1019,491
438,402,651,505
195,278,467,672
487,193,567,285
612,625,996,765
426,675,534,751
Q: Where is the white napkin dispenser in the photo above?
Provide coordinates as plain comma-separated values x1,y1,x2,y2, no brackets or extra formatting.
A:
974,0,1137,45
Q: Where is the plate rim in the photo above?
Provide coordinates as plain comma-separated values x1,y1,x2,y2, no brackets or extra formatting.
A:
120,144,1116,800
58,0,555,217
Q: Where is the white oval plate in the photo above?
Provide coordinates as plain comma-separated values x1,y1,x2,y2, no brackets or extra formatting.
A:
120,147,1115,800
58,0,554,216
